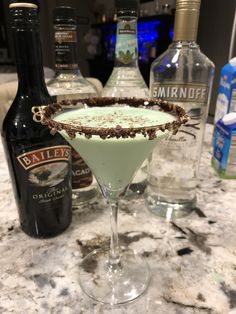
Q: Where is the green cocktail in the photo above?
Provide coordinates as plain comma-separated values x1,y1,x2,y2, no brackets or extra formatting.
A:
34,97,188,305
54,106,175,193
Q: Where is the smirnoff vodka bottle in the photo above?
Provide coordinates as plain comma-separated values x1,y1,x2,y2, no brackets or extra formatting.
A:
146,0,215,218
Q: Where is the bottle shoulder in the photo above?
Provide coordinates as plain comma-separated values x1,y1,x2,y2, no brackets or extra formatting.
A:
151,42,215,71
102,66,148,97
4,92,51,117
2,93,53,139
2,112,64,147
47,73,97,96
102,86,149,97
150,42,215,85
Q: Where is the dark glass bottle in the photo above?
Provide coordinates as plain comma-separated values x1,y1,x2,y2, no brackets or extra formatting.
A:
1,2,72,238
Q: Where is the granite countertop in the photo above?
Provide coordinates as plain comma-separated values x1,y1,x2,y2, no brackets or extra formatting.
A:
1,124,236,314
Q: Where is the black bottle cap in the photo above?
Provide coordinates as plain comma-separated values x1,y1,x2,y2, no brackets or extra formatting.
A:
115,0,139,11
53,6,76,25
9,1,39,26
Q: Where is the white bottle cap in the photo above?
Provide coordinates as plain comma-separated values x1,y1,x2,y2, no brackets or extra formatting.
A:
222,112,236,125
229,57,236,66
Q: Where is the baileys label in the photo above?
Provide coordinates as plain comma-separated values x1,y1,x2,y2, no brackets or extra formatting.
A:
15,144,71,209
17,145,70,170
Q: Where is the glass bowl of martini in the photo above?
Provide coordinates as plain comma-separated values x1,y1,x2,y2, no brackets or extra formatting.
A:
33,97,188,305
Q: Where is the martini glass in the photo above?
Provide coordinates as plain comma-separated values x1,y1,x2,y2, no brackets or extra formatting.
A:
33,97,188,305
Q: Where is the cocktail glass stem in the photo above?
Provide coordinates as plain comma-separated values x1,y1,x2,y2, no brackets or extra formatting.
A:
108,200,120,269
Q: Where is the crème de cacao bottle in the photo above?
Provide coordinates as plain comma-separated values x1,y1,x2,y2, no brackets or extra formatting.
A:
47,6,98,207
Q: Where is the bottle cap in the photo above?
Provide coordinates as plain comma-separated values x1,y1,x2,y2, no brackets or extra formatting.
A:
9,1,39,26
175,0,201,11
174,0,201,41
53,6,76,25
222,112,236,125
9,1,38,9
115,0,139,11
229,57,236,66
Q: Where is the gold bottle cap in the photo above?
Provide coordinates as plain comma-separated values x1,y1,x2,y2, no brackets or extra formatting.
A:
174,0,201,41
9,3,38,9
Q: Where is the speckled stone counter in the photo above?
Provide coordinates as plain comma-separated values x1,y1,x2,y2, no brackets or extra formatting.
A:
1,124,236,314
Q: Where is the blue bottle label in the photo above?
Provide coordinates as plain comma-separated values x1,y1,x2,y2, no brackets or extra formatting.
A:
212,120,236,178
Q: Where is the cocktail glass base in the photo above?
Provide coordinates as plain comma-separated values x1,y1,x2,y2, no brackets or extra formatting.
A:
79,246,150,305
145,196,196,220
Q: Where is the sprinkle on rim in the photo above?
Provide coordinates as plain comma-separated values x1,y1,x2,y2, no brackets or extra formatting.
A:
32,97,189,140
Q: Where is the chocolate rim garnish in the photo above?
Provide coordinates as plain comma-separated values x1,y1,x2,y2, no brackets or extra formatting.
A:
32,97,189,140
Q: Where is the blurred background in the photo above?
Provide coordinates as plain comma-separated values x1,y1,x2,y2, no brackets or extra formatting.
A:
0,0,236,117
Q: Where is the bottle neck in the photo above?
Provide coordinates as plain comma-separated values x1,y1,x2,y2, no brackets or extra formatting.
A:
170,40,199,48
54,25,80,74
13,26,48,94
173,5,200,42
114,12,138,68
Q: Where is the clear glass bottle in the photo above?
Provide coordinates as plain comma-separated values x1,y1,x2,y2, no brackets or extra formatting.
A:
102,0,149,196
146,0,215,218
47,6,98,206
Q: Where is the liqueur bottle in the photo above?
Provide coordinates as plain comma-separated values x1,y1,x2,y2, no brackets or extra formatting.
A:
102,0,149,196
147,0,215,218
1,2,72,237
47,6,98,206
102,0,148,98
